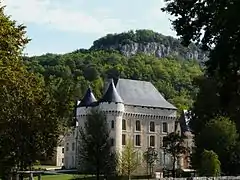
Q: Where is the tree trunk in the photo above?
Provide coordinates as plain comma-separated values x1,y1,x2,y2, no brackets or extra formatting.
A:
128,169,131,180
97,168,100,180
172,156,176,178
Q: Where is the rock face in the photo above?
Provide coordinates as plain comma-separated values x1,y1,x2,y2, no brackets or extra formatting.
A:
90,30,208,62
117,42,207,61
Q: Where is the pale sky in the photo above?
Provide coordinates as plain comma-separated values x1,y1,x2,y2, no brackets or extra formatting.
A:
3,0,176,56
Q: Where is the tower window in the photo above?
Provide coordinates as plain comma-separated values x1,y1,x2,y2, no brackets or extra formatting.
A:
150,121,155,132
163,122,168,133
111,138,114,146
136,120,141,131
122,134,126,145
111,120,114,129
66,143,69,151
62,147,64,154
122,119,126,130
72,143,75,151
135,135,141,146
150,136,155,147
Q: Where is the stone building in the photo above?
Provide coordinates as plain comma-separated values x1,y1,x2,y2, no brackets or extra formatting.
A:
41,135,65,167
178,110,194,170
64,78,180,173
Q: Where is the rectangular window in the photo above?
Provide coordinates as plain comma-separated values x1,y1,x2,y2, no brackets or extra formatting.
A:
111,138,114,146
122,119,126,130
62,158,64,163
66,143,69,151
150,121,155,132
111,120,114,129
72,143,75,151
122,134,126,145
135,135,141,146
62,147,64,154
150,136,155,147
136,120,141,131
163,122,168,133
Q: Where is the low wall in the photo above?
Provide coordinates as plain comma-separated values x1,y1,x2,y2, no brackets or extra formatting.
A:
161,177,240,180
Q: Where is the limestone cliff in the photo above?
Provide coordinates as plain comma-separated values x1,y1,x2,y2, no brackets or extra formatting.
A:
90,29,207,61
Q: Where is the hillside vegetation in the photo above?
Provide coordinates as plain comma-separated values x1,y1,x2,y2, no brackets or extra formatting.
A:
91,29,206,61
24,50,203,113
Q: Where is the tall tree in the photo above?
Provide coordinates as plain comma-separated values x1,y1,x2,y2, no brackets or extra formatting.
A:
143,147,158,177
189,76,222,135
193,116,239,175
199,150,221,177
163,132,186,177
0,5,61,179
118,141,141,180
0,5,29,61
162,0,240,108
78,109,116,180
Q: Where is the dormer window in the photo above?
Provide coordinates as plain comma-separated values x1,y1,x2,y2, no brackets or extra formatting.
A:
136,120,141,131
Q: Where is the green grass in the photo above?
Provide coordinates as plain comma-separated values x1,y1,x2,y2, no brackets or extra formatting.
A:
34,174,75,180
33,165,61,170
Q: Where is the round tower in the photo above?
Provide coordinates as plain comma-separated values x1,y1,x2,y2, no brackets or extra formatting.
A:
75,87,98,171
99,79,124,153
76,87,98,126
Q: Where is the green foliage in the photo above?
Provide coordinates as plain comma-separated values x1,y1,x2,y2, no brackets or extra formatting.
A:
118,141,141,180
162,0,240,117
78,109,117,180
25,51,203,115
90,30,204,61
163,132,186,177
0,6,30,60
0,5,62,178
193,116,239,175
143,147,158,176
189,76,222,135
199,150,221,177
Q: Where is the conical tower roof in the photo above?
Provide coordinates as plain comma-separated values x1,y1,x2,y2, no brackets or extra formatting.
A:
99,79,123,103
78,87,97,107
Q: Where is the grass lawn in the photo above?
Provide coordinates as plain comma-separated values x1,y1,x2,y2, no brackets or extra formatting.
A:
34,174,75,180
33,165,61,170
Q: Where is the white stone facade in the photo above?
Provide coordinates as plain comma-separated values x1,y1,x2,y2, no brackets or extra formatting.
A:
64,78,178,172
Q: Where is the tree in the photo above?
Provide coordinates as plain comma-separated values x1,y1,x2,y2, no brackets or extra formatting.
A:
78,109,116,180
193,116,239,175
143,147,158,176
189,76,222,135
163,132,186,177
0,5,61,179
199,150,221,177
162,0,240,109
118,141,141,180
25,32,203,113
0,5,30,61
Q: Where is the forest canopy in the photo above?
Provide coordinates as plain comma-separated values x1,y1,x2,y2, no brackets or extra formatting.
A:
24,50,203,113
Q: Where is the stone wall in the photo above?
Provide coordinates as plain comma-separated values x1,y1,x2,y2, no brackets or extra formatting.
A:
161,177,240,180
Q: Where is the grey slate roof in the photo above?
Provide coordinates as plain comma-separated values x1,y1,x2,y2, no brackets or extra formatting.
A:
113,78,176,109
99,79,123,103
78,87,97,107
